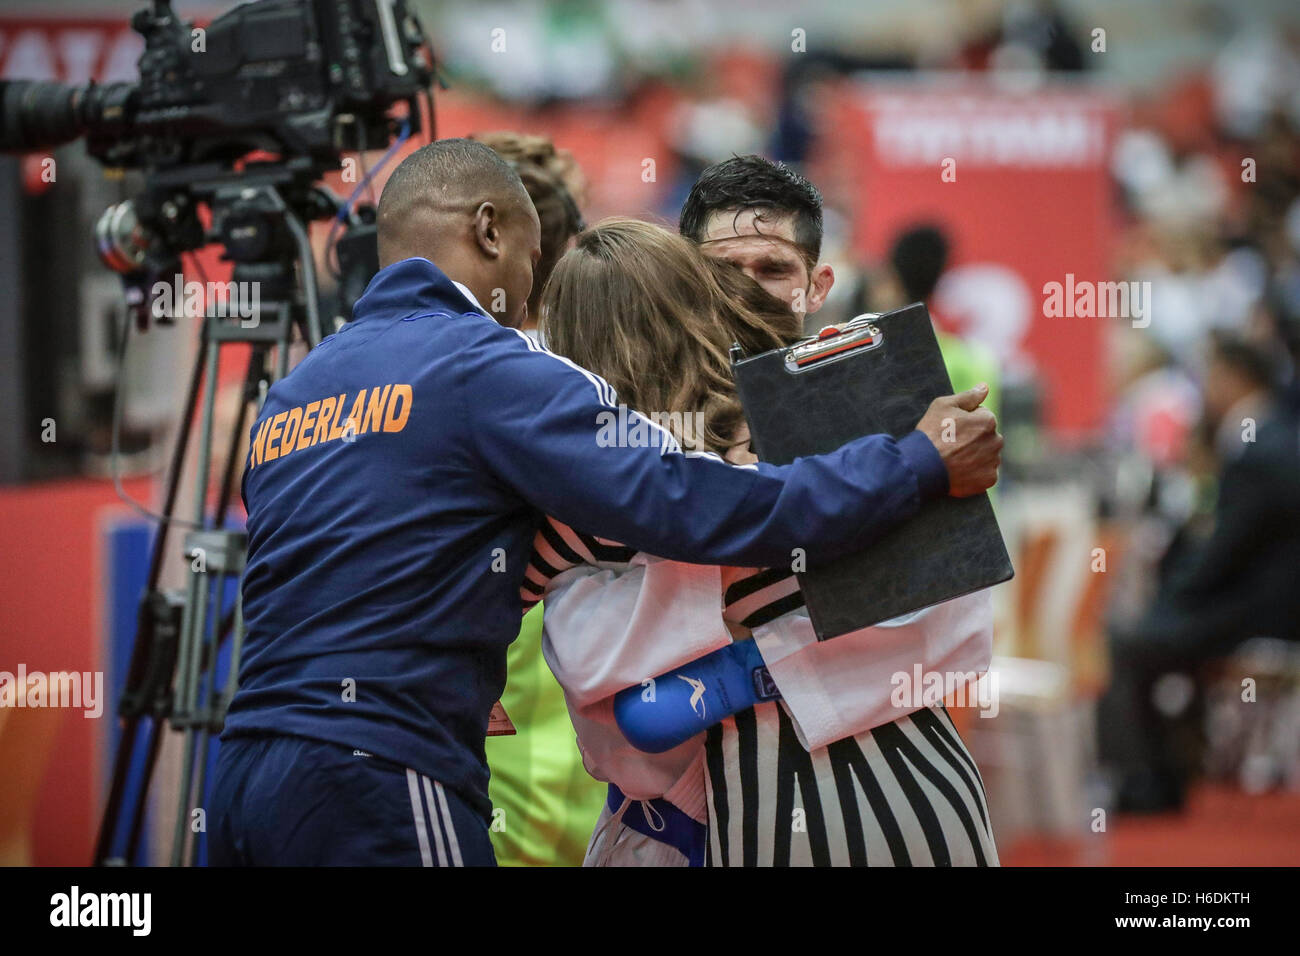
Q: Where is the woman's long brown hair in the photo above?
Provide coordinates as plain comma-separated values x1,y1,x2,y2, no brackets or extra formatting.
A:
539,218,803,456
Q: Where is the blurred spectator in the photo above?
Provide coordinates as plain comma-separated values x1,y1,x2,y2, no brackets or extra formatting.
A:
1098,331,1300,813
956,0,1087,75
1211,22,1300,141
1106,325,1202,471
856,223,1003,417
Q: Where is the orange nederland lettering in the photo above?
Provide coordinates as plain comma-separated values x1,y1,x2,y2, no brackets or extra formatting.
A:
247,383,413,470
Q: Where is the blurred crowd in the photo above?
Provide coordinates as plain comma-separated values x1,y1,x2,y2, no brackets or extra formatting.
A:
1097,23,1300,811
416,0,1300,817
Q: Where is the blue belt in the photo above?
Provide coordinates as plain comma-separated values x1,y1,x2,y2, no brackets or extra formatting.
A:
606,783,706,867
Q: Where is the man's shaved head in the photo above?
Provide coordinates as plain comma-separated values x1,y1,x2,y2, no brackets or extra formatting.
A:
377,138,541,327
378,138,533,264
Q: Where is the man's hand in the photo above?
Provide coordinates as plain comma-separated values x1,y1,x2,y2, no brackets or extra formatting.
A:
915,384,1002,498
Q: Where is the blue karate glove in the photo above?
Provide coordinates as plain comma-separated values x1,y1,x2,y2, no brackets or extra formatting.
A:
613,639,781,754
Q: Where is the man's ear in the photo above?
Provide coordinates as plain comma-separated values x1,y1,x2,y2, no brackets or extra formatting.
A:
473,201,502,259
805,262,835,315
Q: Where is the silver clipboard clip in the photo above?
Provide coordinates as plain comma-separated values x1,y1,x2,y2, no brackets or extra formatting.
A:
783,313,884,372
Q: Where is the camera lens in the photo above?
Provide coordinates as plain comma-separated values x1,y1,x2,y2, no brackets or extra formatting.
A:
0,80,84,152
0,79,137,154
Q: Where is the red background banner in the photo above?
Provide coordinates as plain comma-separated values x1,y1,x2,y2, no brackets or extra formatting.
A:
827,82,1120,438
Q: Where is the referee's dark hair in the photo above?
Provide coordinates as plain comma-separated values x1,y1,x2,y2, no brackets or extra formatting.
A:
679,155,824,265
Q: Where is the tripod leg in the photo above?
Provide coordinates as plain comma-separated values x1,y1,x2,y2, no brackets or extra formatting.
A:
124,717,163,864
95,328,207,866
215,346,269,528
148,331,207,586
188,571,228,866
283,201,323,348
169,561,208,867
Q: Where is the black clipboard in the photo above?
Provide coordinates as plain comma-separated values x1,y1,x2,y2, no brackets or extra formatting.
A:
731,303,1013,641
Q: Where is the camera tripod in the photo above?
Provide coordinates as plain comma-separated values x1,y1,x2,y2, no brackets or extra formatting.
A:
93,160,334,866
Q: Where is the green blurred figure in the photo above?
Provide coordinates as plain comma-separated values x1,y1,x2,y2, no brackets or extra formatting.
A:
937,332,1000,422
486,604,606,865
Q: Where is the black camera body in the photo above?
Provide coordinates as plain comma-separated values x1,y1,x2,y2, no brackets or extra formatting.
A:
3,0,432,170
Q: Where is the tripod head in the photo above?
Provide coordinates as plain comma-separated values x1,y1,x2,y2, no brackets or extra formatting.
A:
98,155,342,350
